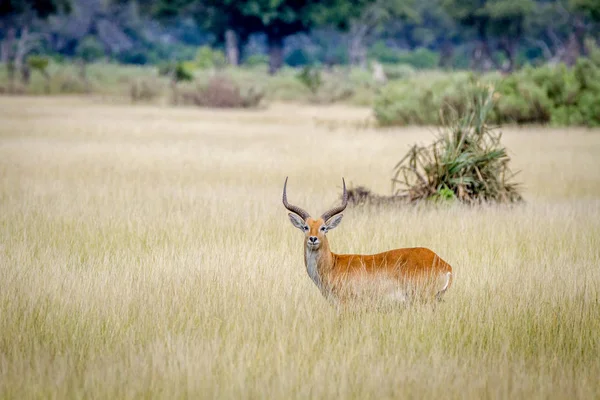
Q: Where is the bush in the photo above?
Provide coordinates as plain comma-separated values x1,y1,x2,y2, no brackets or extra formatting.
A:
294,67,356,104
285,48,316,67
27,55,49,72
244,54,269,67
76,36,105,63
117,49,152,65
392,85,523,204
195,46,226,69
374,55,600,127
177,75,264,108
26,55,51,92
494,74,553,124
369,41,402,64
396,48,440,69
158,62,194,82
369,42,440,69
374,73,473,126
296,66,322,94
382,64,416,80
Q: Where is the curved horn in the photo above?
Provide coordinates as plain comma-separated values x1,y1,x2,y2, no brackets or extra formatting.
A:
282,177,310,220
321,178,347,222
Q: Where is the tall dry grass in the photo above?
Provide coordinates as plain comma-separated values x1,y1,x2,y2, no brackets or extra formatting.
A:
0,96,599,399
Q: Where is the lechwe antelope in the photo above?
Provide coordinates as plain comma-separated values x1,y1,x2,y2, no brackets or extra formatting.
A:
283,177,453,306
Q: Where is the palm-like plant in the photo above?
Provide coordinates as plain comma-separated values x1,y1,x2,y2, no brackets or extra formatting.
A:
392,84,523,204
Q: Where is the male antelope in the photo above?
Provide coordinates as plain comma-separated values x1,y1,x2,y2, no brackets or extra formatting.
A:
283,177,453,306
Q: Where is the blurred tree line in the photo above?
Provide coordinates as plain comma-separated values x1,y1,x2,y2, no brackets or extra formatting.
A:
0,0,598,76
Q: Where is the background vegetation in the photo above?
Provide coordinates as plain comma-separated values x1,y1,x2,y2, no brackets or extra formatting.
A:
1,1,599,127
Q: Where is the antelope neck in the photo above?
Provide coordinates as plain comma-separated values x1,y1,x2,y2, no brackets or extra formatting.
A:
304,237,334,291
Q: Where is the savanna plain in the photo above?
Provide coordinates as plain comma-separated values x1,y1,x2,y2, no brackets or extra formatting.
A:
1,96,599,399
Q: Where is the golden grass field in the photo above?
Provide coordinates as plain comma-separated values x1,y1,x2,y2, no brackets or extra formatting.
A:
1,96,599,399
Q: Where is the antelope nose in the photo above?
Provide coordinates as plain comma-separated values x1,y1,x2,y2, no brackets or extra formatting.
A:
309,236,318,243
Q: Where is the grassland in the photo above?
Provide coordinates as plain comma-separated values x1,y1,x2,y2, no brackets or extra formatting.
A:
1,96,599,399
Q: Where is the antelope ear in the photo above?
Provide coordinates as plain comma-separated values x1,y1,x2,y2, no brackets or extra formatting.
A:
325,214,343,230
288,213,307,231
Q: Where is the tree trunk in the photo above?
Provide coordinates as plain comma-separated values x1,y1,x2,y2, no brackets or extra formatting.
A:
470,41,485,71
348,23,368,69
3,27,16,91
499,38,518,73
471,39,499,71
14,25,31,85
439,40,454,69
42,70,51,94
0,26,16,64
268,36,284,75
170,79,179,105
564,33,581,66
78,59,91,93
563,17,586,66
21,63,31,85
0,40,7,64
225,29,239,66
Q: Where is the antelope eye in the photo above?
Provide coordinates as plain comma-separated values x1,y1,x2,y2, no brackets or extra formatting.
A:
303,226,309,231
320,226,326,231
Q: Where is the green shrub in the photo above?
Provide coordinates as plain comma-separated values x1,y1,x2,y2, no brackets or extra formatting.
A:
382,64,416,80
368,41,402,64
285,49,316,67
369,43,440,69
195,46,226,69
177,75,264,108
392,85,523,204
296,66,322,94
158,62,194,82
27,56,49,72
244,54,269,67
76,36,105,63
117,49,152,65
374,56,600,127
374,73,474,126
494,76,553,124
396,48,440,69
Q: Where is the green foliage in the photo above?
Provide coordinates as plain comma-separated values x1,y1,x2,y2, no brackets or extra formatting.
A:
495,59,600,127
285,49,317,67
396,48,440,69
76,37,105,63
27,56,50,72
434,185,457,202
442,0,534,35
382,64,416,80
116,50,152,65
244,54,269,67
158,62,194,82
195,46,227,69
392,85,523,204
374,72,472,125
374,55,600,127
571,0,600,21
296,66,323,94
135,0,379,73
369,41,404,64
369,43,440,69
